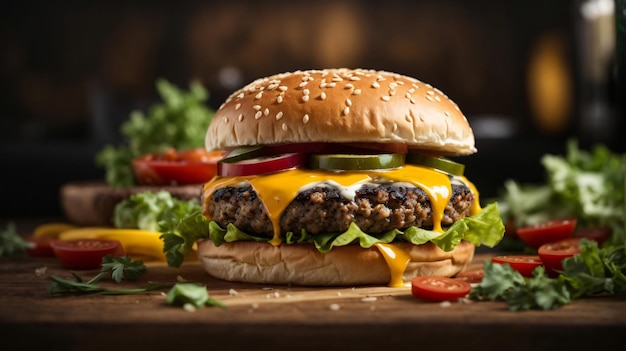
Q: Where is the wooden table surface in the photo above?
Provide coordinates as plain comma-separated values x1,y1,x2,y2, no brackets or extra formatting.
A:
1,218,625,351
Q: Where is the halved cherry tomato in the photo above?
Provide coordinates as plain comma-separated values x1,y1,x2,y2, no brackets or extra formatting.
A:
516,218,577,249
538,238,582,277
411,276,471,302
218,153,306,177
25,236,55,257
572,226,610,246
491,255,543,277
50,239,124,270
132,148,224,185
454,268,485,284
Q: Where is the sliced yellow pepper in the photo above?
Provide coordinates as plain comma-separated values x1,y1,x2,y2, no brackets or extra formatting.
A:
33,223,78,238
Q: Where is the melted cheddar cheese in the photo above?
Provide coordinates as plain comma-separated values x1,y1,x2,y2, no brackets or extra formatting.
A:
201,164,480,286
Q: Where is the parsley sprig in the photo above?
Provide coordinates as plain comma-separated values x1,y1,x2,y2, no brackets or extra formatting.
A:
471,239,626,310
0,222,33,257
47,255,169,295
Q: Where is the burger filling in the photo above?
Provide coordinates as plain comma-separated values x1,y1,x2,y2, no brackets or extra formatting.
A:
207,180,473,238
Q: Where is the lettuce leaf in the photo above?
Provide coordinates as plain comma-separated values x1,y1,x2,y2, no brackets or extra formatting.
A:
162,202,505,268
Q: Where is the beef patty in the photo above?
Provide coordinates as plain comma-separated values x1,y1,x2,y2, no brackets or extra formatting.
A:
205,182,474,238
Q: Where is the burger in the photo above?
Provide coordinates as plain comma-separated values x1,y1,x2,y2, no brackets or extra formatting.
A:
166,68,505,287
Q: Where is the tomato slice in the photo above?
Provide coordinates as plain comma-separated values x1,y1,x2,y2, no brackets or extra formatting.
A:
538,238,582,277
411,276,471,302
218,153,306,177
491,255,543,277
516,218,577,249
309,153,404,171
454,268,485,284
405,153,465,176
132,149,224,185
50,239,124,270
25,236,55,257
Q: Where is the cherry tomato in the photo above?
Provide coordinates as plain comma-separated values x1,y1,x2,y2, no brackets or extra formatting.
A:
573,226,610,246
50,239,124,270
516,218,577,249
491,255,543,277
132,148,224,185
218,153,306,176
454,268,485,284
538,238,582,277
411,276,471,302
25,236,55,257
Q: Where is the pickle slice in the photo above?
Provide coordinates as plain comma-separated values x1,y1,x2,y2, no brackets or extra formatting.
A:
405,153,465,176
309,153,405,171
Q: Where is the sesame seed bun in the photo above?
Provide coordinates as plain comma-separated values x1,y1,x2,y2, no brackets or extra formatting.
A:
206,68,476,156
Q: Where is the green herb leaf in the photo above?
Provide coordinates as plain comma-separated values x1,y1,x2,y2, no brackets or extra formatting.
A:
0,222,33,257
165,283,227,309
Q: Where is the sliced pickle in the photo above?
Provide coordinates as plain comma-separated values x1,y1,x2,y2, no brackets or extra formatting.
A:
309,153,405,171
405,153,465,176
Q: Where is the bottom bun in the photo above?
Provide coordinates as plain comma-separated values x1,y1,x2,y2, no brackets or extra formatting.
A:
197,239,475,286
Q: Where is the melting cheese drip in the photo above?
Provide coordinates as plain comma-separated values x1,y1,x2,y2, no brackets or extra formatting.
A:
202,165,480,286
374,243,411,287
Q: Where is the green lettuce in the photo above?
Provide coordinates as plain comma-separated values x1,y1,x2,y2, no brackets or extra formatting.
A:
162,202,505,268
113,191,201,232
498,139,626,247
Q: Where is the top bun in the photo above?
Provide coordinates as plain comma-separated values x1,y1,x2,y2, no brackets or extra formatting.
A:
206,68,476,155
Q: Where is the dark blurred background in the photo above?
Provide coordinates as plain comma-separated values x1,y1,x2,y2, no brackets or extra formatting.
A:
1,0,624,218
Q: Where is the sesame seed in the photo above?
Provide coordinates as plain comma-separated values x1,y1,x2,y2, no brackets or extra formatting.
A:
381,96,390,101
302,114,309,123
267,83,279,90
393,122,398,132
345,83,354,89
371,82,380,89
332,77,342,82
281,123,288,131
264,108,270,116
299,81,308,88
236,93,244,99
255,92,263,99
410,98,416,104
349,76,360,81
223,117,228,123
320,92,327,100
343,106,350,115
388,89,396,96
238,113,244,122
426,95,435,102
427,90,435,95
253,105,261,110
345,98,352,106
406,115,413,123
412,83,420,90
327,82,336,88
279,85,288,91
408,88,415,93
302,95,309,102
277,95,283,104
444,111,451,117
303,89,310,95
353,89,362,95
434,96,441,102
255,111,262,119
405,92,412,99
276,111,283,120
